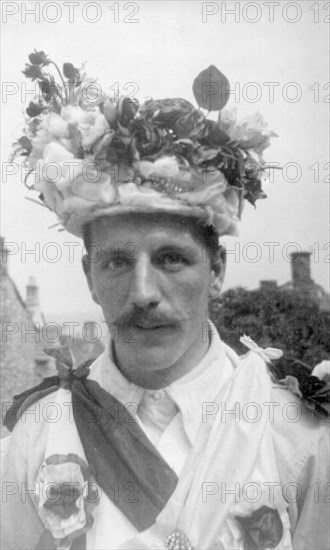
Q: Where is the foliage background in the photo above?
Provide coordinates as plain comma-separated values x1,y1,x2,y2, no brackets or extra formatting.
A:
209,287,330,365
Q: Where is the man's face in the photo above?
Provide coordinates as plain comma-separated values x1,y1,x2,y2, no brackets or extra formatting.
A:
84,213,224,386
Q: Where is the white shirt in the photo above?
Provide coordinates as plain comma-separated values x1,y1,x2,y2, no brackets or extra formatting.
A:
1,327,329,550
89,328,237,451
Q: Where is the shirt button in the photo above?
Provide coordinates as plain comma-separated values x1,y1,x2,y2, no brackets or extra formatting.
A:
151,391,162,401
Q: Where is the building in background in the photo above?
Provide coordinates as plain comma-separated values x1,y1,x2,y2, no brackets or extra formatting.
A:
1,237,40,435
0,236,104,435
260,251,329,310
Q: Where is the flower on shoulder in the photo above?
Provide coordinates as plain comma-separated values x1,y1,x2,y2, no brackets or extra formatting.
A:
312,360,330,383
276,359,330,417
36,453,100,548
240,335,283,364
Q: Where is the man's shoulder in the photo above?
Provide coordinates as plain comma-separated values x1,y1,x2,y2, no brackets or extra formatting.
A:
228,347,328,443
4,389,59,444
270,384,327,433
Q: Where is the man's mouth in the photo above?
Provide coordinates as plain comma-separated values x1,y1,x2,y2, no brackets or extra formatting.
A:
133,322,173,331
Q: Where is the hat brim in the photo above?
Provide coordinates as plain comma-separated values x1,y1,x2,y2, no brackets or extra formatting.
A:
64,203,212,237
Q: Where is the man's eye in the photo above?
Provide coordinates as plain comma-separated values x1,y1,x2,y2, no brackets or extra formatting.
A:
157,253,189,269
104,257,130,271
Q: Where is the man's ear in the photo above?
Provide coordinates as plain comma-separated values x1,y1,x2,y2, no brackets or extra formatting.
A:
82,255,100,305
209,245,226,300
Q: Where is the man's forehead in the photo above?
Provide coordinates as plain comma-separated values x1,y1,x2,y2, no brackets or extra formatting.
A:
88,213,204,246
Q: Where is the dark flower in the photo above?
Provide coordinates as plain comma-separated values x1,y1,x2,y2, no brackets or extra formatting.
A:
22,64,44,81
28,50,50,66
118,96,139,127
173,109,206,140
43,484,81,519
39,79,61,102
235,505,283,550
26,101,45,118
273,358,330,417
110,134,131,156
130,118,166,155
140,98,196,129
201,119,230,147
63,62,81,85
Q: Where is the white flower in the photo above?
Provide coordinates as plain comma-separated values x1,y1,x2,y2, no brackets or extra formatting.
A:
62,106,110,150
34,180,67,219
77,111,109,150
220,111,277,162
176,180,228,206
218,107,238,134
118,182,173,207
29,129,52,168
61,105,86,125
71,165,115,205
312,360,330,382
43,142,75,164
43,114,69,139
138,156,180,179
240,335,283,363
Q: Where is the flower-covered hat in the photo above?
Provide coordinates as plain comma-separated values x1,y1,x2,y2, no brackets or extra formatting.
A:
15,51,277,237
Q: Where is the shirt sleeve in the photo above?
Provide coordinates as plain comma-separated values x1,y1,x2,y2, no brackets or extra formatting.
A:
271,387,330,550
0,397,51,550
291,432,330,550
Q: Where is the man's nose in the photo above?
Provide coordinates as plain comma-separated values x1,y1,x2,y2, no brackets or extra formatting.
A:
129,255,161,308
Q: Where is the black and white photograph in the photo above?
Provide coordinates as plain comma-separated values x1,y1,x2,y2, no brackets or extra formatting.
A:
1,1,329,549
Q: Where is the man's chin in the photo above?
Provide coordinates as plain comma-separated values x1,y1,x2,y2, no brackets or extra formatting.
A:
116,323,178,346
114,337,182,376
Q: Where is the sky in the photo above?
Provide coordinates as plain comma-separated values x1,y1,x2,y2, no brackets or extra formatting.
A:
1,0,329,323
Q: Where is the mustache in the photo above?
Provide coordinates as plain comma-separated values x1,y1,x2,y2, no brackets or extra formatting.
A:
112,306,180,328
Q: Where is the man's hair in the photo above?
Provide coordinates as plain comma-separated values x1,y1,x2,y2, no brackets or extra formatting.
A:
82,215,223,272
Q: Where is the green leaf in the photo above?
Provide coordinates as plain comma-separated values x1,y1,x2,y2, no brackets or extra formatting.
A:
193,65,230,112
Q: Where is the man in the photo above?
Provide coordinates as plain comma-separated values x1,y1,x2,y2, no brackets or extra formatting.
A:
1,56,329,549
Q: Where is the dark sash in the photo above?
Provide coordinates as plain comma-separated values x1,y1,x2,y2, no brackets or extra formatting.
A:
4,360,178,546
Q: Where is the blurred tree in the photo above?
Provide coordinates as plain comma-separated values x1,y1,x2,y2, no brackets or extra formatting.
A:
209,287,330,366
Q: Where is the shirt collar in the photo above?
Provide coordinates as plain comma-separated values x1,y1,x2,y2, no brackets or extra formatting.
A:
89,322,237,445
